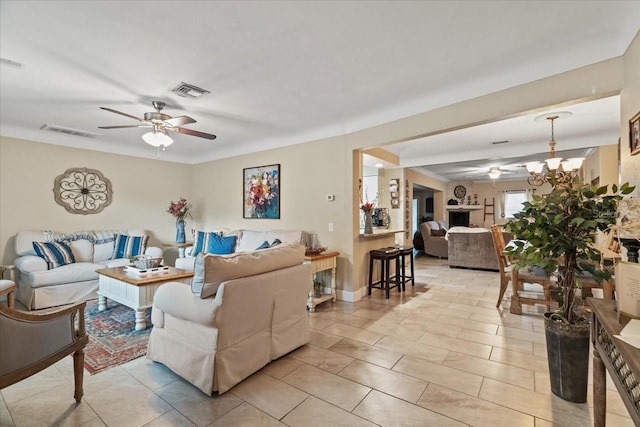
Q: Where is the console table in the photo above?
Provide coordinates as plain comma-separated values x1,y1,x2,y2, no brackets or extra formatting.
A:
588,298,640,427
306,251,338,312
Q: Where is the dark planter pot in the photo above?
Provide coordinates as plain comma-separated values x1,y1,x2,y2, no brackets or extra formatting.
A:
544,313,591,403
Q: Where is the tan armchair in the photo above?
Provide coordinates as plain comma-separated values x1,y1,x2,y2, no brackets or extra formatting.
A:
0,302,88,402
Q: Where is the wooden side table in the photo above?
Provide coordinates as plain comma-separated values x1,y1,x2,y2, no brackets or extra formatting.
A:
306,251,339,312
588,298,640,427
162,241,193,258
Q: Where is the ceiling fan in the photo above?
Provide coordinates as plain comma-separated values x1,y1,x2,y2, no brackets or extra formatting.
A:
458,162,525,180
98,101,216,147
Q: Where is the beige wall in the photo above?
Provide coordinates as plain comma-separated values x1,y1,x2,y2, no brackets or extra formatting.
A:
190,135,355,293
582,144,618,187
0,136,192,265
621,31,640,195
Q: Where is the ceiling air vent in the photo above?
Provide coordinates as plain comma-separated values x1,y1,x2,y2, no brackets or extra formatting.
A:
40,124,102,139
171,82,210,98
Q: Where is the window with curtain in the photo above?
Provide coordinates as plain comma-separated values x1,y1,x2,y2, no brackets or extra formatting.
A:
504,190,528,218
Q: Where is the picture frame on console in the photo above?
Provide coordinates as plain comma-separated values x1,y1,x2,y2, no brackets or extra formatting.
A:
243,163,281,219
630,111,640,156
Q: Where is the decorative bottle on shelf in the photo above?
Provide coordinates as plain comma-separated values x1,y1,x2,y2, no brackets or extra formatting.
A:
176,219,186,243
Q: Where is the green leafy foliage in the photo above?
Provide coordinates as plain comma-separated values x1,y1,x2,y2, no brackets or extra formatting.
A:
505,175,635,324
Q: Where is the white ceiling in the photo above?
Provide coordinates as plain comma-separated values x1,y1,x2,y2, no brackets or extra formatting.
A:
390,95,621,181
1,1,639,165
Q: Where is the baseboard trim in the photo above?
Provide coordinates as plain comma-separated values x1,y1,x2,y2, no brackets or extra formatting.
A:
336,286,367,302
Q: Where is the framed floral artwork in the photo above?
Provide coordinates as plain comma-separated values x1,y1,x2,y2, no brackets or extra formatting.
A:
630,111,640,156
243,164,280,219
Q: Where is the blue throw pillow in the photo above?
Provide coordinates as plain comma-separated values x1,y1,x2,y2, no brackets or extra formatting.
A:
256,239,282,250
193,231,222,256
255,241,270,250
112,234,148,259
205,235,237,255
33,241,76,270
270,238,282,247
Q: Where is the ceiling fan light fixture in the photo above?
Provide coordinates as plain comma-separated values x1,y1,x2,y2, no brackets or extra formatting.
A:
142,130,173,147
488,167,502,179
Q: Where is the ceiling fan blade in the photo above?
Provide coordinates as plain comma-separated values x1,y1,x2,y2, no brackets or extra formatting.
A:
174,127,217,140
164,115,196,127
99,107,143,122
98,125,152,129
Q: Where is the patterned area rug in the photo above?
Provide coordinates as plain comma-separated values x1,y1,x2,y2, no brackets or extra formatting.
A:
83,300,151,374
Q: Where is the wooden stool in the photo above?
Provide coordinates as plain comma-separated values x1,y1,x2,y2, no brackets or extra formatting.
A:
394,245,415,290
368,247,400,298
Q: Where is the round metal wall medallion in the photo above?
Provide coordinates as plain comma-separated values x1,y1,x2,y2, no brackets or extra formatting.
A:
53,167,113,215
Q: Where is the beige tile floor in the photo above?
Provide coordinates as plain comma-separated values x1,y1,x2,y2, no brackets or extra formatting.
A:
1,255,635,427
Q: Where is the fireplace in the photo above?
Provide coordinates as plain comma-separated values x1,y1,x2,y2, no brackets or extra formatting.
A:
449,211,470,227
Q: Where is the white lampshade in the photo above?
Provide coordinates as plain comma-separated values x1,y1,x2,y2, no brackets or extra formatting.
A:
142,131,174,147
567,157,585,171
545,157,562,171
560,160,571,171
525,161,544,174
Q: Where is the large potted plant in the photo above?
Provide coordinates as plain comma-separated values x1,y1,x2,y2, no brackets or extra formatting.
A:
505,174,634,402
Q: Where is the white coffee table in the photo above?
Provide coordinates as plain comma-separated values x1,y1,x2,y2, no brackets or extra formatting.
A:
95,266,194,331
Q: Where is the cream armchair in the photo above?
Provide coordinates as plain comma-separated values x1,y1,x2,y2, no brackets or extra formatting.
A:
147,244,311,395
0,302,88,402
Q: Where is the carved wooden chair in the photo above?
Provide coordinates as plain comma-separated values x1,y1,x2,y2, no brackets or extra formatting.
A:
0,302,88,402
490,225,555,313
0,265,16,309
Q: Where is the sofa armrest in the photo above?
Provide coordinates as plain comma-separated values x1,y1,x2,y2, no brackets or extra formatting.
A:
152,282,219,326
14,255,47,273
145,246,163,258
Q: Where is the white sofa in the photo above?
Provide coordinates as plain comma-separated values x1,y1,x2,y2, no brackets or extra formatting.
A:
14,229,161,309
175,229,305,271
147,243,311,395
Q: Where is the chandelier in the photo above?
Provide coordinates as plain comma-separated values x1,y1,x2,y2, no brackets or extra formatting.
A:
525,112,584,186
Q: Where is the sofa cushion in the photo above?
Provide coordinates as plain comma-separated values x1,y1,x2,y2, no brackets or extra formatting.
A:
193,231,222,256
206,235,237,255
20,262,103,288
16,231,48,256
97,258,134,268
112,234,149,259
68,239,94,262
192,244,305,299
32,241,76,270
431,228,446,237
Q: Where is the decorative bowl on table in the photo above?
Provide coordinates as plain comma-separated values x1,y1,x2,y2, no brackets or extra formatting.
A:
305,247,327,256
132,256,163,269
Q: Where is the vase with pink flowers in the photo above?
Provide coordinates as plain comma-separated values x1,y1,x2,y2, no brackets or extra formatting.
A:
167,197,192,243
